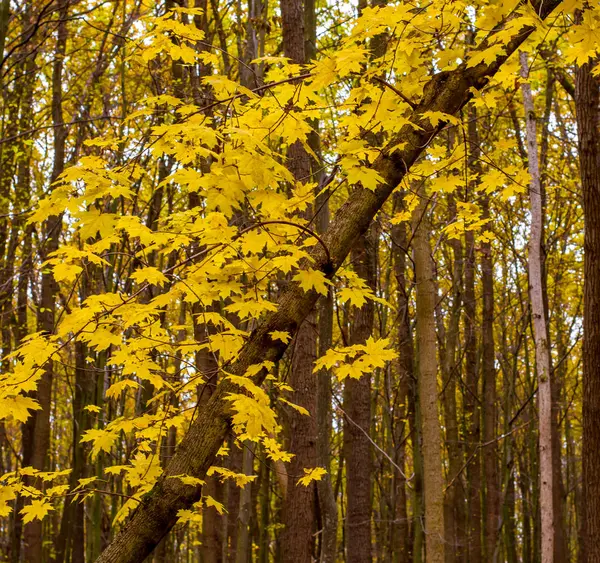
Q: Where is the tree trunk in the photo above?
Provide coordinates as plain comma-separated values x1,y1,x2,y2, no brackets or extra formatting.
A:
23,2,68,560
576,46,600,563
316,208,338,563
391,195,413,563
95,4,565,559
520,50,554,563
440,192,466,563
481,192,500,561
412,189,445,563
343,228,376,563
463,215,481,563
279,0,319,561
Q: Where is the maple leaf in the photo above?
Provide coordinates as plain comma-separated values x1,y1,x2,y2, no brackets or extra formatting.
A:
262,437,294,463
362,337,397,367
169,474,206,487
225,299,279,320
346,165,384,191
80,428,119,460
51,262,83,283
293,269,330,295
279,397,310,416
208,466,257,487
0,395,42,423
205,495,227,514
338,286,370,308
21,499,54,524
269,330,291,344
467,44,505,68
421,111,460,128
76,209,118,240
297,467,327,487
0,485,16,517
240,229,271,255
105,378,140,399
130,267,169,287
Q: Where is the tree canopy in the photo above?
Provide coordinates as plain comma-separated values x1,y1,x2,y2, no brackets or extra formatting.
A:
0,0,598,562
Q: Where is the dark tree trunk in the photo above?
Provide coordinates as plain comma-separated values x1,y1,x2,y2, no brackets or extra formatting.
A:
24,2,68,560
576,49,600,563
343,229,376,563
279,1,319,561
94,4,565,559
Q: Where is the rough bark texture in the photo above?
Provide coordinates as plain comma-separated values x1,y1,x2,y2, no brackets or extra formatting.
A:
520,51,554,563
441,193,466,563
316,210,338,563
464,221,481,563
23,2,68,560
391,196,413,563
279,1,319,561
95,3,565,560
412,189,445,563
576,49,600,563
481,192,500,561
343,229,376,563
281,312,318,563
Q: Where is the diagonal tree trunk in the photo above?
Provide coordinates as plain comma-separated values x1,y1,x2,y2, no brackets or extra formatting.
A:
94,4,565,560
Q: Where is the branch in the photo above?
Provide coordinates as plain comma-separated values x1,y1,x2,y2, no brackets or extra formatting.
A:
97,2,565,561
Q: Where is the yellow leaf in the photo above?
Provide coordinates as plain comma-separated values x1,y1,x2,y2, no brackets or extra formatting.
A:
279,398,309,416
204,495,226,514
0,485,17,517
130,267,169,287
293,269,330,295
0,395,41,423
421,111,460,128
297,467,327,486
80,428,119,460
20,499,54,524
170,474,206,487
269,331,291,344
346,165,384,191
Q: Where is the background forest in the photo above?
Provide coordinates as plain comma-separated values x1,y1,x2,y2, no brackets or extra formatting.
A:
0,0,598,562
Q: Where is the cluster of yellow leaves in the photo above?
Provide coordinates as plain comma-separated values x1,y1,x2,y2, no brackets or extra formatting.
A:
0,0,567,518
0,467,71,521
314,337,397,382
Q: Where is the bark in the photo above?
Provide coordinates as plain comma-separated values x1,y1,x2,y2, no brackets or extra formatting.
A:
23,1,68,560
575,45,600,563
316,210,338,563
279,1,319,561
463,201,481,563
520,51,554,563
312,2,336,558
281,312,318,563
391,195,413,563
467,106,501,560
440,192,466,563
198,343,225,563
235,442,255,563
95,3,565,559
481,192,500,561
539,69,569,563
343,228,376,563
412,189,445,563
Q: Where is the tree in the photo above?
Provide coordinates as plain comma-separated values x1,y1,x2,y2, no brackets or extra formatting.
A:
0,2,592,563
